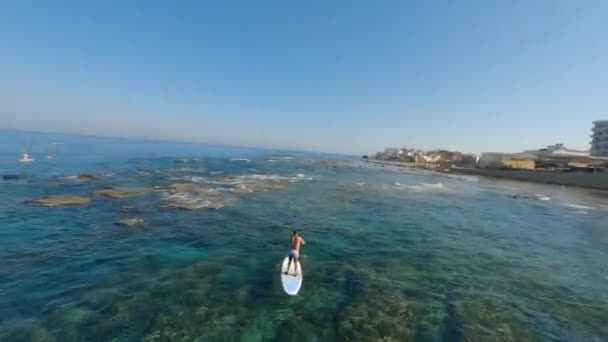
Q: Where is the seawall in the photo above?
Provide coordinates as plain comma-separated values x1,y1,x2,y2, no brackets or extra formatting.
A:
454,168,608,190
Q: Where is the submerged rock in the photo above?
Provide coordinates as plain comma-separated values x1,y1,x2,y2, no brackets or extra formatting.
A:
166,183,200,192
55,174,100,183
232,184,254,193
232,182,285,193
2,174,21,180
337,292,413,340
137,167,155,173
509,193,551,201
58,307,92,324
76,174,99,181
26,196,91,207
94,187,151,199
116,218,144,228
451,298,539,340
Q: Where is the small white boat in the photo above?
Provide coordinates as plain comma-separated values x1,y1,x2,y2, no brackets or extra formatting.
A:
19,153,34,163
45,154,53,159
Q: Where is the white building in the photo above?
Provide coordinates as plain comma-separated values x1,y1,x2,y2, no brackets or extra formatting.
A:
421,154,441,163
524,144,589,158
591,120,608,157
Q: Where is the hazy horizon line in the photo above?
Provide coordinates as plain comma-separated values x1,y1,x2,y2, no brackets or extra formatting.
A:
2,128,359,158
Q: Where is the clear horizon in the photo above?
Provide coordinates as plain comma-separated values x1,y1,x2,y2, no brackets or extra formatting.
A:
1,1,607,155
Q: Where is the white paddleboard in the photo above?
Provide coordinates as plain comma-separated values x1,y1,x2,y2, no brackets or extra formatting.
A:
280,256,302,295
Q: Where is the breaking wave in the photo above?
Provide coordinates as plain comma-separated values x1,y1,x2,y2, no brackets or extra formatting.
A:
394,182,448,192
564,203,595,210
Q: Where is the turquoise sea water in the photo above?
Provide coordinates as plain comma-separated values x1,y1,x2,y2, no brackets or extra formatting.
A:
1,131,608,341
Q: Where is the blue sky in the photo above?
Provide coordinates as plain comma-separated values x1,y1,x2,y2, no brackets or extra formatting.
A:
1,0,607,154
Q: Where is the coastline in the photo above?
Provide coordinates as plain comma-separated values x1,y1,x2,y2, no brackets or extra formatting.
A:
451,167,608,190
365,160,608,190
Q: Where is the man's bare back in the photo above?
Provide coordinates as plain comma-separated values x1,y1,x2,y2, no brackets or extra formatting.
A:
290,234,304,252
286,231,305,276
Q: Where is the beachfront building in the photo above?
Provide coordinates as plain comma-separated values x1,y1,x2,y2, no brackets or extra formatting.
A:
524,144,589,158
460,154,479,165
478,153,536,170
591,120,608,157
421,154,441,163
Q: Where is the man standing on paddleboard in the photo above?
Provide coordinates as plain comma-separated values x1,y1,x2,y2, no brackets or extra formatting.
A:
286,230,305,276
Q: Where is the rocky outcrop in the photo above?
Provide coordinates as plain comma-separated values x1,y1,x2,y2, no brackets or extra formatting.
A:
55,174,101,183
94,187,151,199
76,174,99,181
165,183,200,192
26,196,91,206
231,182,284,193
115,218,144,228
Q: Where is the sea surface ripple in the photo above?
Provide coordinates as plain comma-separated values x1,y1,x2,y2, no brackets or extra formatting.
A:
1,131,607,341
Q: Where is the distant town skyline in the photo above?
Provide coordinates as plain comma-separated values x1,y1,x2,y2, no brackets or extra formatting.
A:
1,1,607,155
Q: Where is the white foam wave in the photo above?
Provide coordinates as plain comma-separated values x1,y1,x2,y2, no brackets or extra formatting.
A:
167,176,210,183
215,173,313,186
160,185,231,209
174,158,201,163
241,174,312,181
57,175,79,180
267,156,294,161
534,194,551,201
438,173,479,182
175,167,206,173
187,176,209,183
162,193,216,209
564,203,595,210
416,183,447,191
394,182,448,192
